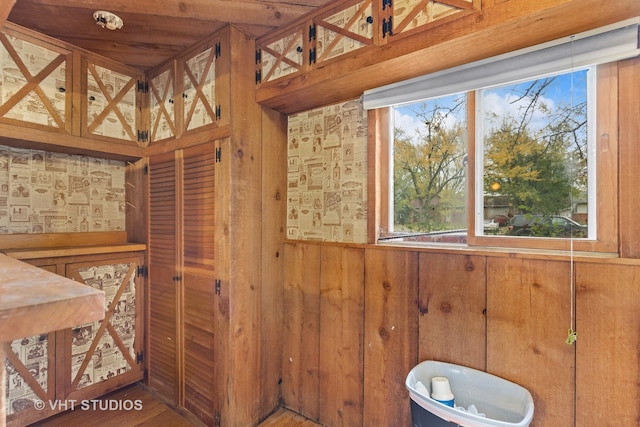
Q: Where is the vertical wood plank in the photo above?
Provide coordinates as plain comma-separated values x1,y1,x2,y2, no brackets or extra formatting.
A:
618,57,640,258
576,262,640,426
282,243,321,420
593,61,619,254
418,253,486,370
260,107,288,419
125,158,148,244
363,248,418,427
319,246,365,426
487,257,575,427
225,26,263,426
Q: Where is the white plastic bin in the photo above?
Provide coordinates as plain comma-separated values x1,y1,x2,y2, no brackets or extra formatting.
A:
406,360,534,427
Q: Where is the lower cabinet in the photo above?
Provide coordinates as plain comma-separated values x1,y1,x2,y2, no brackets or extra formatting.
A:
4,251,145,427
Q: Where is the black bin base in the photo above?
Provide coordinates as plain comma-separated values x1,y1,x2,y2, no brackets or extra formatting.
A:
411,399,458,427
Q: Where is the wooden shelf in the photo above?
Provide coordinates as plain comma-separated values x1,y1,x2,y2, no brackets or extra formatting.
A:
2,243,146,260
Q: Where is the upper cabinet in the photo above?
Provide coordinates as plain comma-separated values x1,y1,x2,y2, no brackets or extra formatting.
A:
0,25,72,133
257,0,376,85
256,0,480,87
314,0,375,64
147,28,229,145
257,27,306,85
0,23,147,158
148,64,176,142
383,0,479,40
182,43,218,132
82,56,144,146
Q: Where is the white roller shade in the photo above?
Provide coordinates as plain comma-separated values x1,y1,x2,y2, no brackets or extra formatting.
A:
363,18,639,110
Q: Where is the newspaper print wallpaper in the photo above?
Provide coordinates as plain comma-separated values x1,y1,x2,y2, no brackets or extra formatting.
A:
287,97,367,243
0,145,126,234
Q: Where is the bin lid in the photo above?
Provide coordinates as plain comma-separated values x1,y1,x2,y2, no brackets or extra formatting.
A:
406,360,534,427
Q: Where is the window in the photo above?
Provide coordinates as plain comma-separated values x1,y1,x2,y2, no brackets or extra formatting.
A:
477,68,595,240
390,94,467,241
365,20,638,251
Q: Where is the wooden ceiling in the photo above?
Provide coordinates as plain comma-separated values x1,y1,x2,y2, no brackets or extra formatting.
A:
4,0,332,72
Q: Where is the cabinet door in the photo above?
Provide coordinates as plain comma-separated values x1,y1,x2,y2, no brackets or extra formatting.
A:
63,255,144,401
82,57,143,145
181,143,217,425
5,264,60,427
4,333,56,427
148,64,176,144
314,0,375,65
182,44,218,133
148,143,218,424
148,150,179,403
386,0,479,40
257,27,306,85
0,26,72,133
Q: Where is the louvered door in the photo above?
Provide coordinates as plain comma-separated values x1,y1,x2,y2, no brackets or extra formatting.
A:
148,150,179,403
181,143,217,425
148,143,218,424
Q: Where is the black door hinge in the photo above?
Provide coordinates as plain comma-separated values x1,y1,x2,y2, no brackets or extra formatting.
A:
136,351,144,364
382,17,394,38
143,163,149,175
215,279,221,295
215,105,221,120
137,80,149,93
255,49,261,64
255,70,262,84
215,42,221,58
215,147,221,163
137,130,149,143
137,265,148,277
309,48,316,65
309,24,316,41
382,0,393,10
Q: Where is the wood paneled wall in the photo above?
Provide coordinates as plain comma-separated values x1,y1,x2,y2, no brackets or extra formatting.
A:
283,243,640,426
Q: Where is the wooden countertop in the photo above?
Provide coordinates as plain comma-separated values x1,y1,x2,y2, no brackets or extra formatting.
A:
0,253,105,341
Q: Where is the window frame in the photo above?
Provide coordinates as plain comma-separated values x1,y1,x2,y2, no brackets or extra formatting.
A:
372,62,619,253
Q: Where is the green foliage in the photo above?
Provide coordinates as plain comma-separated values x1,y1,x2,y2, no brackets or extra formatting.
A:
393,98,467,232
483,76,587,217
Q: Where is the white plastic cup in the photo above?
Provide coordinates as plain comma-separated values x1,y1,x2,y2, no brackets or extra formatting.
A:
431,376,455,407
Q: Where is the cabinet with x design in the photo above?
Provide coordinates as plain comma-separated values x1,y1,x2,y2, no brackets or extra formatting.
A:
3,249,145,427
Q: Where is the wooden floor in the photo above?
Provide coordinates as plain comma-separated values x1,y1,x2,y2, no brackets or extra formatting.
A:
29,382,322,427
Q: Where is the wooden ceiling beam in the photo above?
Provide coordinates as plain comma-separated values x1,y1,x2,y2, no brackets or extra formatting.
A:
26,0,317,26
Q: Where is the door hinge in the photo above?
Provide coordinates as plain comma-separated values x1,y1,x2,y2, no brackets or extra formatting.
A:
137,130,149,143
215,105,221,120
215,42,221,58
309,48,316,65
309,24,316,41
215,146,222,163
382,17,394,38
215,279,221,295
137,265,148,277
382,0,392,10
255,49,261,64
144,163,149,175
255,70,262,84
214,411,221,427
137,80,149,93
136,351,144,364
